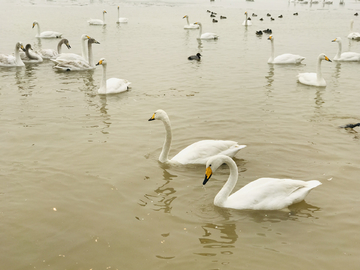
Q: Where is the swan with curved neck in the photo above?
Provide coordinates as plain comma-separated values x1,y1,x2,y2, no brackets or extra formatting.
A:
32,21,62,38
148,110,246,165
37,39,71,59
96,58,131,94
183,15,199,29
203,155,321,210
194,22,219,40
117,6,128,23
348,20,360,40
297,53,332,87
55,35,89,62
88,10,107,25
267,35,305,64
22,44,43,63
52,38,100,71
0,42,25,67
242,11,252,26
332,37,360,61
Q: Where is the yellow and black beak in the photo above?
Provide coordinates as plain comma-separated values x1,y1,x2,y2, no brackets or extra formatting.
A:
21,45,25,52
331,38,337,42
325,56,332,62
96,59,103,66
148,113,155,121
32,23,35,28
66,43,71,49
203,166,213,185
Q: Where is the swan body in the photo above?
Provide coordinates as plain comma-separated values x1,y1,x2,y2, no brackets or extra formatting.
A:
54,35,90,62
88,10,107,25
203,155,321,210
183,15,199,29
32,21,62,38
332,37,360,61
96,58,131,94
268,36,305,64
0,42,25,67
297,53,332,87
51,38,100,71
194,22,218,40
347,20,360,41
36,39,71,60
21,44,43,63
116,6,128,23
148,110,246,165
242,12,252,26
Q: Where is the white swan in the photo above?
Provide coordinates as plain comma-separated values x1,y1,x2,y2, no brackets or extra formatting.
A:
54,35,90,62
183,15,199,29
297,53,332,87
203,155,322,210
96,58,131,94
332,37,360,61
268,35,305,64
88,10,107,25
148,110,246,165
117,6,128,23
51,38,100,71
194,22,219,40
0,42,25,67
36,39,71,60
242,11,252,26
347,20,360,41
21,44,43,63
32,21,62,38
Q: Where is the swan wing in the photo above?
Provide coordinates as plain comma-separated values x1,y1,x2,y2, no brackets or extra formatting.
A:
101,78,131,94
55,53,85,61
348,32,360,40
337,52,360,61
225,178,321,210
274,53,305,64
0,54,16,66
200,33,219,39
171,140,246,165
52,58,92,71
297,72,323,86
117,18,128,23
184,24,199,29
39,31,62,38
88,19,105,25
38,49,57,59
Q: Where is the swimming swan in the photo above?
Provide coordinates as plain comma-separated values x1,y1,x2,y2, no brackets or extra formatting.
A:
21,44,43,63
148,110,246,165
332,37,360,61
32,21,62,38
242,12,252,26
54,34,90,62
51,38,100,71
194,22,219,40
297,53,332,87
347,20,360,41
203,155,322,210
0,42,25,67
183,15,199,29
117,6,128,23
88,10,107,25
268,35,305,64
36,38,71,60
96,58,131,94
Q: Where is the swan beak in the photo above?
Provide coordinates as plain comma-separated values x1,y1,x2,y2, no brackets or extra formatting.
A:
32,23,35,28
104,10,107,13
86,35,91,39
94,40,101,44
203,166,213,185
183,15,187,18
325,56,332,62
194,22,199,25
268,35,272,40
148,113,156,121
331,39,336,42
96,60,102,66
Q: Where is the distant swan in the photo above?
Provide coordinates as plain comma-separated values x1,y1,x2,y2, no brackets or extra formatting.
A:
297,53,332,87
51,38,100,71
194,22,219,40
0,42,25,67
96,58,131,94
88,10,107,25
36,38,71,60
242,12,252,26
332,37,360,61
183,15,199,29
268,35,305,64
347,20,360,41
203,155,322,210
117,6,128,23
21,44,43,63
32,21,62,38
148,110,246,165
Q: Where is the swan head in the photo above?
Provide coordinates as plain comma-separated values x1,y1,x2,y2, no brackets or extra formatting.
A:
148,109,168,122
25,44,33,51
203,155,229,185
319,53,332,62
32,21,38,28
103,10,107,14
244,11,248,15
62,39,71,49
117,6,119,9
81,34,91,41
331,37,341,43
16,42,25,51
88,38,100,45
194,22,202,26
183,15,188,19
96,58,107,66
268,35,273,41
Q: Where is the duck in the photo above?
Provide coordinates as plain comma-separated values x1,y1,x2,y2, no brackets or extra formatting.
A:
270,17,275,21
183,15,199,29
88,10,107,25
194,22,219,40
36,38,71,60
267,13,271,17
188,53,201,61
212,19,218,23
148,110,246,165
293,12,299,16
260,18,263,21
32,21,62,38
220,15,227,19
263,28,272,34
332,37,360,61
252,13,257,17
297,53,332,87
355,13,359,16
243,12,252,26
256,30,263,35
0,42,25,67
203,155,321,210
278,15,283,18
96,58,131,94
267,35,305,64
21,44,43,63
347,20,360,41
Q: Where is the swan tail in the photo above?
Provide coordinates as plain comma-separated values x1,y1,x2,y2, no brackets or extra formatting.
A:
306,180,322,190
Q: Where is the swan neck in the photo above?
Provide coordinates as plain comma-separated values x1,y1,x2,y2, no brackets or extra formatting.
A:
336,41,342,59
100,64,107,93
36,23,41,36
245,13,248,25
159,116,172,163
14,44,24,66
88,42,94,67
118,8,120,19
269,39,274,62
316,57,323,81
82,38,88,62
103,12,106,23
214,157,238,207
198,24,202,38
57,40,63,54
186,16,190,25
